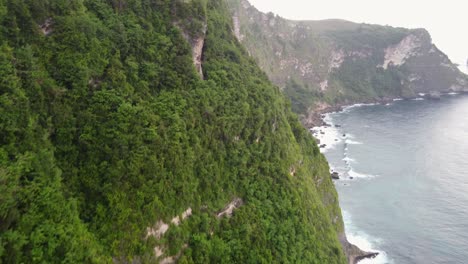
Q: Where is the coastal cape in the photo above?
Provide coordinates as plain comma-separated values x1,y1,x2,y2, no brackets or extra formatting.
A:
227,0,468,128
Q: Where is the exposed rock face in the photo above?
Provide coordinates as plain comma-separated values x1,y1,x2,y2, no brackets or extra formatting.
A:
146,208,193,263
382,34,422,69
177,22,207,79
39,18,53,36
146,221,170,239
330,49,346,72
171,207,192,226
192,24,207,78
217,198,243,218
232,15,244,41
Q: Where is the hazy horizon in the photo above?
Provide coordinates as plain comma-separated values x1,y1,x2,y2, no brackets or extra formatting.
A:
248,0,468,74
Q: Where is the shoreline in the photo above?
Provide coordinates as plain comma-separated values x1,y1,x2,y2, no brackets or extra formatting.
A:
303,91,468,129
313,91,468,263
303,98,393,129
315,105,383,264
312,105,383,263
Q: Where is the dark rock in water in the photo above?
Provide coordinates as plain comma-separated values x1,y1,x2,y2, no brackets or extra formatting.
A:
319,144,327,148
331,172,339,180
349,177,354,180
335,124,341,128
355,252,379,263
320,131,325,135
343,134,346,137
335,139,338,141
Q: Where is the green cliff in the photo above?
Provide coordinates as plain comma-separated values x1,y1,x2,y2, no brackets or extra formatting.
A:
0,0,349,263
228,0,468,126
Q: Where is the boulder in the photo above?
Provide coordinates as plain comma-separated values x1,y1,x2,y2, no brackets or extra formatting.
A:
331,172,340,180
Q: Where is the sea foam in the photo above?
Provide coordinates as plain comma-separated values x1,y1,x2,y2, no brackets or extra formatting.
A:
345,139,363,145
348,168,376,179
311,113,343,152
342,156,355,164
343,211,393,264
343,103,376,113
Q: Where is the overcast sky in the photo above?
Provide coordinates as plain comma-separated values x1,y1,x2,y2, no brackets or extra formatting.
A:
248,0,468,73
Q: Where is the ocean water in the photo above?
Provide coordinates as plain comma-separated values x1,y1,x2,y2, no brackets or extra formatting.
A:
313,94,468,264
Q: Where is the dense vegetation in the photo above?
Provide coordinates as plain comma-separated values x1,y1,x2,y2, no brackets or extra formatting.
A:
0,0,346,263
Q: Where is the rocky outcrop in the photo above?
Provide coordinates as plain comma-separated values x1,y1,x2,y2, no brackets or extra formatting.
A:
177,22,207,79
192,27,206,78
146,208,193,262
39,18,53,36
232,14,244,42
331,172,340,180
338,232,378,264
217,198,243,218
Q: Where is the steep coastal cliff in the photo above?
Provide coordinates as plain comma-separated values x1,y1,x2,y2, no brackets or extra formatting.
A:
0,0,350,263
228,0,468,126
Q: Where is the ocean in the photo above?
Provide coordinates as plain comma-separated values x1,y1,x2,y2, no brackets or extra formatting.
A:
312,94,468,264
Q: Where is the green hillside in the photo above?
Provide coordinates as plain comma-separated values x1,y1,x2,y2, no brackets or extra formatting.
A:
0,0,347,263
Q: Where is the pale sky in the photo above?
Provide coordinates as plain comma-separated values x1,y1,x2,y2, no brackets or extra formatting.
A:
248,0,468,74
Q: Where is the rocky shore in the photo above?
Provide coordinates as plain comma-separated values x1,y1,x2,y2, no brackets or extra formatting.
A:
307,91,468,263
303,91,468,128
302,98,395,128
339,233,379,264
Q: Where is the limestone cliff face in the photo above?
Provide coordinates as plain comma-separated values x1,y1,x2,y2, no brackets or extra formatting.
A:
174,18,207,79
228,0,468,124
183,22,207,78
382,33,425,69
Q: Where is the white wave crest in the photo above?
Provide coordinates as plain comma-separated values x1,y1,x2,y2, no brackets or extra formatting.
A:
342,156,355,164
412,98,424,101
348,168,376,179
346,139,363,145
343,103,376,112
